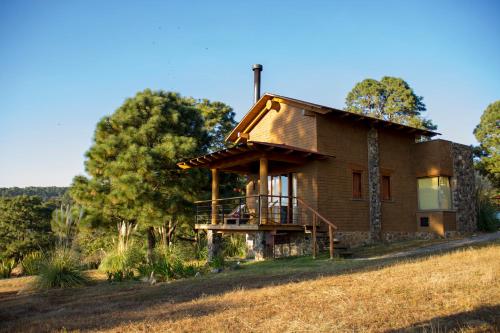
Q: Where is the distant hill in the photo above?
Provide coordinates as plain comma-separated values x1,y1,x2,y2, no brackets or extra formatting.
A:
0,186,68,201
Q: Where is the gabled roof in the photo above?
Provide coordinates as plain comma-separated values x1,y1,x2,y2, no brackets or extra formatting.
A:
226,93,439,142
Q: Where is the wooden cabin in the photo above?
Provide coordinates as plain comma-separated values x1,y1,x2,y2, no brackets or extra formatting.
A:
178,69,476,260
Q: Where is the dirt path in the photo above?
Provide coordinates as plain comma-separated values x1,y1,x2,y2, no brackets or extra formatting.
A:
366,232,500,260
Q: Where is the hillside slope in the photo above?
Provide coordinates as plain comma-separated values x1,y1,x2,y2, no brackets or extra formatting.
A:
0,243,499,332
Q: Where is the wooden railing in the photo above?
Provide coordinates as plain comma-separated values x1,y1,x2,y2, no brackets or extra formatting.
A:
296,198,338,260
195,195,338,259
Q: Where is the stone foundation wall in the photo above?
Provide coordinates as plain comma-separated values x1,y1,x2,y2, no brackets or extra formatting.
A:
245,229,470,260
273,233,313,258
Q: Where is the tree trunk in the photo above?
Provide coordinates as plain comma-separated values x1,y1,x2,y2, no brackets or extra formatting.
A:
147,226,156,263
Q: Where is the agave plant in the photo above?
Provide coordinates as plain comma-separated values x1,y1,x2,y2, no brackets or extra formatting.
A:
0,258,16,279
34,248,88,289
21,252,45,275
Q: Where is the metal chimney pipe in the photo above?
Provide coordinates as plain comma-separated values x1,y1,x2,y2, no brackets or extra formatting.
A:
252,64,263,104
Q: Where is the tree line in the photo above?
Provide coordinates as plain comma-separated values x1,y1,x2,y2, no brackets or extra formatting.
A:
0,187,68,201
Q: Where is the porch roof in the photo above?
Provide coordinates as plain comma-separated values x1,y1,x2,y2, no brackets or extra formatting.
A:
177,141,333,173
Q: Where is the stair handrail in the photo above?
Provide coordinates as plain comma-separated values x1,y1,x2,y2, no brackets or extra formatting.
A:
296,197,338,259
296,197,337,230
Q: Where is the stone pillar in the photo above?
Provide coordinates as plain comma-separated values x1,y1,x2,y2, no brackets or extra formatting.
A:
253,231,266,260
451,143,477,232
367,127,382,241
207,230,223,262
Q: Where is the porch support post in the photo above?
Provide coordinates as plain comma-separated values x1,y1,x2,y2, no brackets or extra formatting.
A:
207,230,223,263
211,168,219,225
259,157,268,224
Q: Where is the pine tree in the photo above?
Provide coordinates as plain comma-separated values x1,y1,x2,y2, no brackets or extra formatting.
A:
345,76,437,130
70,89,236,257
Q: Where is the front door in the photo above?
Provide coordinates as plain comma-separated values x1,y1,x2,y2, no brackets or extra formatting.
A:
268,173,297,224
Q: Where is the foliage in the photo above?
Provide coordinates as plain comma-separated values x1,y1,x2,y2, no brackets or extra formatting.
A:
474,100,500,188
209,254,225,270
99,222,143,281
0,196,54,261
0,258,16,278
223,234,247,258
475,173,499,232
21,252,45,275
70,90,237,253
345,76,437,130
34,248,88,289
52,205,84,248
0,187,68,201
138,245,200,282
75,229,113,269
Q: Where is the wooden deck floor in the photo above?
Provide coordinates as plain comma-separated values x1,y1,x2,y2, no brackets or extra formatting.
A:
195,223,307,232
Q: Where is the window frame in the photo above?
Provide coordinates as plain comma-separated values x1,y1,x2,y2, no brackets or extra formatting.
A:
381,175,391,201
352,171,363,199
417,176,453,211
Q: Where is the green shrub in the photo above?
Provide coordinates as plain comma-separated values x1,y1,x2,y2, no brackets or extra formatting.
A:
223,234,246,258
139,245,200,282
477,199,499,232
76,230,113,269
209,254,225,270
0,258,16,278
99,245,143,281
34,249,88,289
21,252,45,276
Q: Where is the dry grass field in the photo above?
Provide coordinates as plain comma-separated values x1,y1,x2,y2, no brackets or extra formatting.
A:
0,241,499,333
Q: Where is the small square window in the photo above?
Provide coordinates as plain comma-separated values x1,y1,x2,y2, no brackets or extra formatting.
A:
420,216,429,227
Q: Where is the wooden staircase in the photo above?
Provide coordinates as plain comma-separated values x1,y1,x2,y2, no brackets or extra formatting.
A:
303,226,353,258
296,198,340,259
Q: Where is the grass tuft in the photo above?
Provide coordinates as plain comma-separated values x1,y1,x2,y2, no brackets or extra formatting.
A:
33,248,88,289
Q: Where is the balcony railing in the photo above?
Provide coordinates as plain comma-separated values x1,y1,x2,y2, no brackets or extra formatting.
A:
195,195,307,226
195,195,339,259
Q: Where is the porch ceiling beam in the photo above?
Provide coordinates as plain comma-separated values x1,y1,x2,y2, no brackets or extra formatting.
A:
263,152,311,164
209,151,264,169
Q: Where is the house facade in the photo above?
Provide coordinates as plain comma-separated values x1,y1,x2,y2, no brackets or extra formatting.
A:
178,93,476,260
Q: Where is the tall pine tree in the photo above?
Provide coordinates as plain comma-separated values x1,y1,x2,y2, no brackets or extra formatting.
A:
70,89,236,256
345,76,437,130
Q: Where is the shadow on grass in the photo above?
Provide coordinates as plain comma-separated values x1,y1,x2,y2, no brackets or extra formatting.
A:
384,304,500,332
0,241,498,332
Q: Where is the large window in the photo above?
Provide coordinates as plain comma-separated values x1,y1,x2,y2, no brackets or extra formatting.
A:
418,177,452,210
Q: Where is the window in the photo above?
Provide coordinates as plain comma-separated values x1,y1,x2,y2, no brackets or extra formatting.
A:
352,172,362,199
418,177,452,210
420,216,430,227
382,175,391,201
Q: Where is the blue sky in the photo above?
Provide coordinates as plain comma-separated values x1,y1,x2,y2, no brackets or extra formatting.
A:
0,0,499,187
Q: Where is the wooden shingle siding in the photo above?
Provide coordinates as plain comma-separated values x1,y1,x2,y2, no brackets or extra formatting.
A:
249,104,317,151
378,130,418,232
316,114,370,232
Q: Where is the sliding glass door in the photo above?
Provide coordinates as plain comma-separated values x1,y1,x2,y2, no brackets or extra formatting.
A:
267,173,297,224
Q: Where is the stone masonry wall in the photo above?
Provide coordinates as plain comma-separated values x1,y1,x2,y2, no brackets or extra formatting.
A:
207,230,223,262
367,127,382,241
451,143,477,232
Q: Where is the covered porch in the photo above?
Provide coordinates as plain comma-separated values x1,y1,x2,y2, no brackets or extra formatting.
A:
178,141,330,229
178,140,338,259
